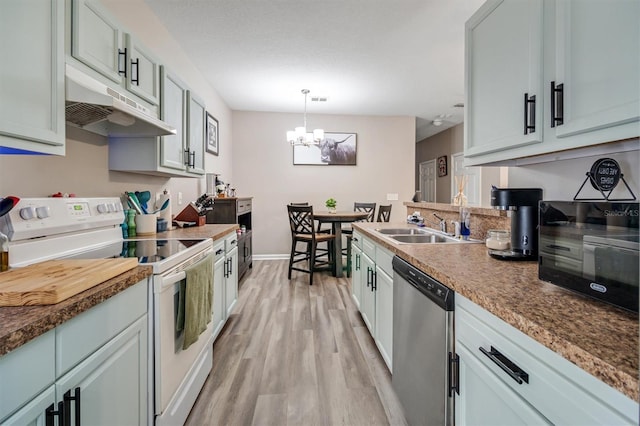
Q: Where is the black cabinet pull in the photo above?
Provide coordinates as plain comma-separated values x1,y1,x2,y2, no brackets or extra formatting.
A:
183,148,190,166
366,266,371,287
523,93,536,135
479,346,529,384
550,81,564,127
215,248,224,256
63,387,81,426
46,401,64,426
224,258,230,277
448,352,460,396
371,269,377,291
131,58,140,85
118,48,127,77
189,150,196,168
355,254,360,271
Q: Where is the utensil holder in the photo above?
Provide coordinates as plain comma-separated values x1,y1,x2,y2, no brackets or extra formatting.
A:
135,214,157,235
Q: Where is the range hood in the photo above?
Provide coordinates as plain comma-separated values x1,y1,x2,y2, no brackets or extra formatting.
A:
65,64,176,137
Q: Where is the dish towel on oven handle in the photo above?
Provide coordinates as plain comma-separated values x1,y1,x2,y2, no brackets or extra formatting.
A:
179,253,214,350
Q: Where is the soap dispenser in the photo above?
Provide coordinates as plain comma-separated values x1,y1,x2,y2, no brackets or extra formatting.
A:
460,208,471,240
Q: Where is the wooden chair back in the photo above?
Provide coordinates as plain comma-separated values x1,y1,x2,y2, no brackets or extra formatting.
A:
377,205,392,222
287,204,315,235
354,202,376,222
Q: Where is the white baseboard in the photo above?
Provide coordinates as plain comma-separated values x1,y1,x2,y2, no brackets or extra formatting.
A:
253,254,290,261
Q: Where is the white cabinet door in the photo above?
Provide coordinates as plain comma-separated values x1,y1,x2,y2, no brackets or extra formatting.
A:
0,0,65,155
552,0,639,139
351,244,363,309
213,255,226,340
71,0,123,84
455,343,551,426
55,316,148,426
0,386,55,426
374,266,393,371
125,33,160,106
225,247,238,317
464,0,544,158
359,253,376,335
187,91,206,175
160,66,187,171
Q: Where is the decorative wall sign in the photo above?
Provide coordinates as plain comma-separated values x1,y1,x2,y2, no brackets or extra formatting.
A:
573,158,636,201
206,112,219,155
293,132,357,165
438,155,448,177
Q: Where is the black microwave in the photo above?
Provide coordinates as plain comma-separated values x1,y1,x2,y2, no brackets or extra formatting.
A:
538,201,639,312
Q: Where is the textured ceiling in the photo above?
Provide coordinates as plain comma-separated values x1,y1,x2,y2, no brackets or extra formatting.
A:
144,0,485,141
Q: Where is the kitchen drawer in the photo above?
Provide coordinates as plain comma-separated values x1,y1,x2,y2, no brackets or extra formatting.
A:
237,199,252,214
351,230,363,250
455,295,638,425
375,245,393,277
0,330,55,422
213,239,225,262
362,236,376,259
55,279,147,377
224,232,238,253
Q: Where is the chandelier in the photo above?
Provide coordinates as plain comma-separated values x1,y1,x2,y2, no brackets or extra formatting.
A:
286,89,324,146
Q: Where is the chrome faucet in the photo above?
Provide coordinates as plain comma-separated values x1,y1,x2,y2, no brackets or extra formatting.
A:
433,213,447,234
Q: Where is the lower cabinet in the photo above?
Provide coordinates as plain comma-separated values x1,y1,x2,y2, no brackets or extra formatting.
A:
454,294,639,425
0,280,148,425
211,231,239,342
351,231,393,371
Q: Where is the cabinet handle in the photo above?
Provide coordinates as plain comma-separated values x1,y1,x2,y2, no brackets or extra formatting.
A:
190,150,196,168
224,258,229,277
355,254,360,271
523,93,536,135
183,148,190,166
448,352,460,396
63,387,81,426
479,346,529,384
371,269,377,291
131,58,140,86
366,266,371,287
550,81,564,127
118,48,127,77
215,248,224,256
46,401,64,426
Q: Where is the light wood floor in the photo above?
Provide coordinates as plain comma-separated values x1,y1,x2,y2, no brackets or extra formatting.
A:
186,259,408,426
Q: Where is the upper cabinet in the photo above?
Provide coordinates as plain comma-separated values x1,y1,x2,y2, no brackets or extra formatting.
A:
70,0,160,107
0,0,66,155
464,0,640,166
109,66,205,177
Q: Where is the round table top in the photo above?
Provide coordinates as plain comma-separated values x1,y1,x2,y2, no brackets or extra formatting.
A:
314,211,369,222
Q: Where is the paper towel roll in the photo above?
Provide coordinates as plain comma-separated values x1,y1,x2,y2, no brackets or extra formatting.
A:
157,191,172,230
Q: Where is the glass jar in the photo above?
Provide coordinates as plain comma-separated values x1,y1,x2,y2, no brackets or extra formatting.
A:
486,230,510,251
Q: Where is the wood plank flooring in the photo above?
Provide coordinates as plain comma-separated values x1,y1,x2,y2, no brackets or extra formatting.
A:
186,260,408,426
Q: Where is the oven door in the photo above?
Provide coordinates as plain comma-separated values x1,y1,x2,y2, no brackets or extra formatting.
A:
153,248,214,416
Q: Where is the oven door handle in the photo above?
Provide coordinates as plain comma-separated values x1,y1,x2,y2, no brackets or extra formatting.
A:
157,271,186,292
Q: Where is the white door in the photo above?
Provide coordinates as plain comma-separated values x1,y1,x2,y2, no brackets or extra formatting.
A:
359,253,376,335
451,152,481,206
419,160,436,203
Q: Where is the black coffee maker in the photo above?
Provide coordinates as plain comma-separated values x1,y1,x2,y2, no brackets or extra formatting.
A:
490,187,543,260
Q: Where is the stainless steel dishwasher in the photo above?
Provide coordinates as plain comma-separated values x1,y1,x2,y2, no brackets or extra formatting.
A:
392,256,455,426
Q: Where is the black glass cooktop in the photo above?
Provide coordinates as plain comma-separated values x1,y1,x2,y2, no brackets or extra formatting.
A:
65,239,208,264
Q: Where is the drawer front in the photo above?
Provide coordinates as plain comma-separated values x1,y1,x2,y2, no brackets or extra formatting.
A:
237,199,252,214
0,330,55,422
351,230,363,250
455,295,638,425
56,279,147,377
213,239,225,262
362,236,376,259
225,232,238,253
375,245,393,276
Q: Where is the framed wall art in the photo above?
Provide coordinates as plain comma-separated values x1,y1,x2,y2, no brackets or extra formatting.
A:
206,112,219,155
438,155,448,177
293,132,357,166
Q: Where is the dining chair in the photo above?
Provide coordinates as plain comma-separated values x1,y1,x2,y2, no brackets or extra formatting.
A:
286,204,336,285
377,204,392,222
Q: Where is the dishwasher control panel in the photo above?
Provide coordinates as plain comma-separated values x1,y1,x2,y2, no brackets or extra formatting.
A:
392,255,454,310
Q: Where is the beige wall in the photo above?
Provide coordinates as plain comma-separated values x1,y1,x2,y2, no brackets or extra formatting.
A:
0,0,232,210
232,112,415,257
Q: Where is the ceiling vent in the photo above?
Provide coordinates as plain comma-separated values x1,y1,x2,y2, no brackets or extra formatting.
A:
311,96,328,102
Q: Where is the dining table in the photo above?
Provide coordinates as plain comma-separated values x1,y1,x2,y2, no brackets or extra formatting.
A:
314,211,369,278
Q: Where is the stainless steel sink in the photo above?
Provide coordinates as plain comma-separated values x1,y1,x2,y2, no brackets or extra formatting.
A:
390,234,451,244
375,228,430,235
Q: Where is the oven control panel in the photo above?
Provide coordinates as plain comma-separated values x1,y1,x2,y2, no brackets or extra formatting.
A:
0,197,125,241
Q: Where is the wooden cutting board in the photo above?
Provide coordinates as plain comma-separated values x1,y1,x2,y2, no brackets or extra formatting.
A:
0,258,139,306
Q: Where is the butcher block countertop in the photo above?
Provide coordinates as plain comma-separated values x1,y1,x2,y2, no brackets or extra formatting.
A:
353,222,639,402
0,224,238,357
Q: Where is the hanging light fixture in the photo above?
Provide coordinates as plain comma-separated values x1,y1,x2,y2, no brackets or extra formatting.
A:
287,89,324,146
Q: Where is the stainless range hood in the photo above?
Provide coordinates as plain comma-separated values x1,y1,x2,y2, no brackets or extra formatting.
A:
65,64,176,137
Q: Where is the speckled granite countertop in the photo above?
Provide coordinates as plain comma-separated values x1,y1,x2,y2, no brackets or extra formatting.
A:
353,222,639,402
0,224,238,358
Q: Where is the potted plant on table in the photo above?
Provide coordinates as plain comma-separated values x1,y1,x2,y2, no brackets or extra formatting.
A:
325,198,337,213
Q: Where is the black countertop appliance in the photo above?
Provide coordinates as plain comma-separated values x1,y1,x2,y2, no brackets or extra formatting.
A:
490,187,543,260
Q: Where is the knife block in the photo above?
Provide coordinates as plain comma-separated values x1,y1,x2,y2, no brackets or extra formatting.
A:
174,204,206,226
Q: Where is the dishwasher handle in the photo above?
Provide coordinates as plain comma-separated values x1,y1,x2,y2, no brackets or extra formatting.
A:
479,346,529,384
